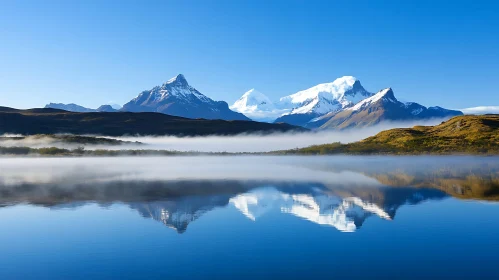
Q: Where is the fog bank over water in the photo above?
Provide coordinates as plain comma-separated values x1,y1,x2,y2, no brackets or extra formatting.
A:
0,156,380,186
110,119,445,152
0,155,495,187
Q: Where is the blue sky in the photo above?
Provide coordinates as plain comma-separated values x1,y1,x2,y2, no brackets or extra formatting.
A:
1,0,498,109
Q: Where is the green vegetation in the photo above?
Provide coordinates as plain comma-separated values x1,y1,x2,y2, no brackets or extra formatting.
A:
280,115,499,155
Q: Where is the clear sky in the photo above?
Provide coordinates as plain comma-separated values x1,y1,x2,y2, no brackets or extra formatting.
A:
1,0,498,109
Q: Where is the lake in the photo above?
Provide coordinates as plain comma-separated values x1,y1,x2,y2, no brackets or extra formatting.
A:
0,156,498,279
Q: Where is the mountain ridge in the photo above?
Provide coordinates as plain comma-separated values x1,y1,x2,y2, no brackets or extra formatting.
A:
231,76,373,125
46,103,120,113
122,74,250,121
307,88,462,130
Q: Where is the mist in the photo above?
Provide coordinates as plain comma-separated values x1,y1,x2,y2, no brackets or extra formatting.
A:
0,155,492,186
108,118,446,152
0,155,497,206
0,119,446,153
0,156,380,186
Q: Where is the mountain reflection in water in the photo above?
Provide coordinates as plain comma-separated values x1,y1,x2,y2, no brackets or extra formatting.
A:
1,156,496,233
124,185,446,233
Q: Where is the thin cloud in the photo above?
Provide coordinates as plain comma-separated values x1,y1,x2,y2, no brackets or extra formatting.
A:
460,106,499,115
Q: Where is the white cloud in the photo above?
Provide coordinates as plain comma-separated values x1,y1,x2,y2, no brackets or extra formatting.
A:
460,106,499,115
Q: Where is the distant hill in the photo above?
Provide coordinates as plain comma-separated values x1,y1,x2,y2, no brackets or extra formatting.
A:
96,105,118,112
45,103,121,112
0,107,305,136
45,103,96,112
279,115,499,154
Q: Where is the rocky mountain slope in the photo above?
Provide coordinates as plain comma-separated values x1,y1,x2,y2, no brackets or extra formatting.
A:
308,88,462,129
122,74,249,121
273,76,372,126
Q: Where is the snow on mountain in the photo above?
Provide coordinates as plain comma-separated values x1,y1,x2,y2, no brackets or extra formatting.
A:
404,102,426,115
231,89,275,111
278,76,372,115
122,74,250,121
347,88,397,111
230,89,290,122
311,87,463,130
273,76,373,126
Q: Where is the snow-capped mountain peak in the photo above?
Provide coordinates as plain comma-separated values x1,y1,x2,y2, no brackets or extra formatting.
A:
231,89,275,111
165,73,188,87
348,88,396,111
121,74,250,121
230,89,290,122
283,76,358,103
149,74,209,101
277,76,372,116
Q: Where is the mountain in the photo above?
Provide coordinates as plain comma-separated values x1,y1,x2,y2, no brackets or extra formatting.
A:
46,103,121,113
230,89,289,122
45,103,96,112
308,88,462,129
0,107,305,136
96,105,118,112
122,74,250,121
273,76,372,126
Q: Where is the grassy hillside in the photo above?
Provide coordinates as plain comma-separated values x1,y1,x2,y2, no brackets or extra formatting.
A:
282,115,499,154
0,107,305,136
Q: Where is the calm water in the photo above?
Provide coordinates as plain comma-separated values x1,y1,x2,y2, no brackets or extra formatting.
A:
0,156,498,279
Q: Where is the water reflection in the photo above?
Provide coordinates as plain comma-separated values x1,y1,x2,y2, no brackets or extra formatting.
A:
1,156,498,280
229,186,445,232
0,156,497,233
0,179,448,233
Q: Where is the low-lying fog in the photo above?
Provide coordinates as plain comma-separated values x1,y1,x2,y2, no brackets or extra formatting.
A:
0,119,445,152
0,156,379,186
0,155,495,186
